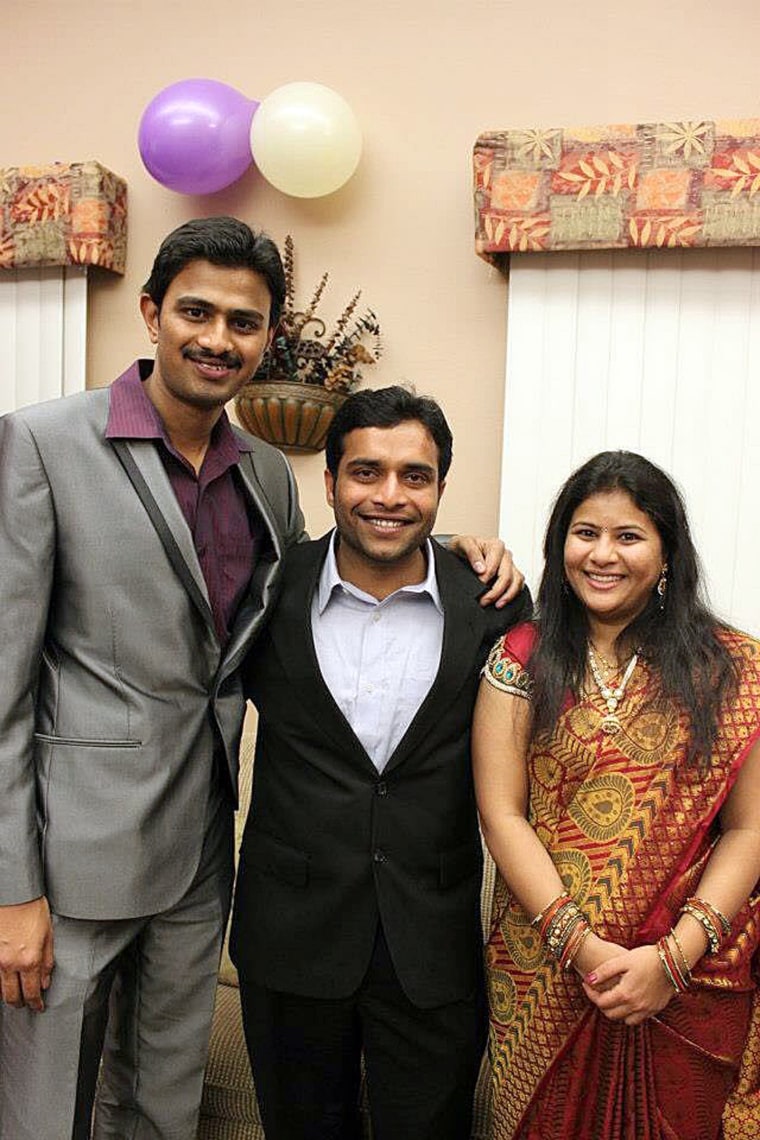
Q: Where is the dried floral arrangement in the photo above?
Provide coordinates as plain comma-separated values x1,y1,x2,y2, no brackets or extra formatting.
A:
254,235,382,393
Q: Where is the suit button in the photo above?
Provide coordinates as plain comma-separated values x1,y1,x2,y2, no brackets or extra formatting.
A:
376,781,387,796
373,849,386,864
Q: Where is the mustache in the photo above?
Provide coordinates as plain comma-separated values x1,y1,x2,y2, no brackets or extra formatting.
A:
183,348,242,369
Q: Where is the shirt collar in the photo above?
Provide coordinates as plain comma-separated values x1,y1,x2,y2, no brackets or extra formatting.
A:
104,359,253,459
316,530,443,615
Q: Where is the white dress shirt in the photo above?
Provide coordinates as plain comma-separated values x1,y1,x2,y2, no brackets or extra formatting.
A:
311,531,444,772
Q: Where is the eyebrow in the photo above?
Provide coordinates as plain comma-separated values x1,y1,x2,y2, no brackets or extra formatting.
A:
571,519,648,530
346,458,437,475
174,295,265,321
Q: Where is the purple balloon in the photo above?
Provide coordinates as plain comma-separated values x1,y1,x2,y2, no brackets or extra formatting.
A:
138,79,259,195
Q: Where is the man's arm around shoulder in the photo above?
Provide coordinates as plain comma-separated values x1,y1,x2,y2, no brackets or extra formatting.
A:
485,582,533,640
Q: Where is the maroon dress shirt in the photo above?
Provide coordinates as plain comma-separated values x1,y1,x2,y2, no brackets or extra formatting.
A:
105,361,258,646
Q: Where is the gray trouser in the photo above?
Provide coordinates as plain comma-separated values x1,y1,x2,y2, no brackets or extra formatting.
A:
0,792,233,1140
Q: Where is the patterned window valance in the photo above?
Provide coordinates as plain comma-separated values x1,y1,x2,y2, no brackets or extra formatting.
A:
0,161,127,274
474,119,760,265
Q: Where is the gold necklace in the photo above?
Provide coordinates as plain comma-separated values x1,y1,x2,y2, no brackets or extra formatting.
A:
589,642,617,673
587,645,638,735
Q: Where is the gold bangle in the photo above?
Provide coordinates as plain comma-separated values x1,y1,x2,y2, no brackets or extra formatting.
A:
681,900,725,955
531,892,569,930
665,931,691,990
563,923,592,970
669,928,692,982
657,937,687,994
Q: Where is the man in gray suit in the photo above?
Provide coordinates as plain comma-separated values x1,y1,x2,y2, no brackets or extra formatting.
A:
0,216,306,1140
0,217,520,1139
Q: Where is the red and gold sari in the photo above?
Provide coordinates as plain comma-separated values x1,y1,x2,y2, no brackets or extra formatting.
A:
484,623,760,1140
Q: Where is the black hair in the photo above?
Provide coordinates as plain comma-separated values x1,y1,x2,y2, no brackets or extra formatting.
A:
142,216,286,327
324,385,453,481
530,449,738,765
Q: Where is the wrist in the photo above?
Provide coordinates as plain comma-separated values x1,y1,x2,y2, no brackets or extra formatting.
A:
656,933,690,994
572,932,606,976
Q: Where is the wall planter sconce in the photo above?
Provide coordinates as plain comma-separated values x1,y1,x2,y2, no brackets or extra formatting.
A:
236,381,346,453
235,236,380,453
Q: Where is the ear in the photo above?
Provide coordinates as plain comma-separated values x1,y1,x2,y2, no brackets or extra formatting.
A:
140,293,160,345
324,468,336,508
438,479,446,500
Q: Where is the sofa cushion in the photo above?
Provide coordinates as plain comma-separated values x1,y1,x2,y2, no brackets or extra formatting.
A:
199,981,263,1134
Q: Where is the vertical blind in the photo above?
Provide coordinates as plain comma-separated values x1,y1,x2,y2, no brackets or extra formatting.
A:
499,248,760,636
0,266,87,415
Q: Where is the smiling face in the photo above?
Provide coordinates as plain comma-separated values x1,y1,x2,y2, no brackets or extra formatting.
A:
563,488,665,636
325,421,445,597
140,259,274,420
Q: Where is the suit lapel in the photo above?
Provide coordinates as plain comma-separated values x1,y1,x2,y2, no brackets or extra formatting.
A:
220,448,286,677
120,439,215,634
234,446,286,564
382,544,485,776
120,438,298,680
271,538,487,779
268,535,381,776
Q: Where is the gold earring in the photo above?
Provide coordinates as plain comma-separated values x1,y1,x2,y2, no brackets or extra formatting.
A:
657,564,668,600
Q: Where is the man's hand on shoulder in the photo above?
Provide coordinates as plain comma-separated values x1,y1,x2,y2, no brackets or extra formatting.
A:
0,896,54,1012
447,535,526,608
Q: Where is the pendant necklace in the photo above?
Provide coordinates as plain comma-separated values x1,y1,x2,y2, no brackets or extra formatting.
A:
587,645,639,735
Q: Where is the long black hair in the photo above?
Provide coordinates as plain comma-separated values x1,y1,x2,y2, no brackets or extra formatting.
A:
530,450,738,764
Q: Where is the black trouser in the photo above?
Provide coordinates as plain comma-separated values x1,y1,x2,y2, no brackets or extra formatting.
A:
239,924,486,1140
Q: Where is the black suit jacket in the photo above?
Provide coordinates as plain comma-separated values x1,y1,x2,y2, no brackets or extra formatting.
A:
230,534,531,1008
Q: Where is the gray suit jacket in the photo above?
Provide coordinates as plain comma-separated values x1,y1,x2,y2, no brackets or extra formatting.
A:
0,379,305,921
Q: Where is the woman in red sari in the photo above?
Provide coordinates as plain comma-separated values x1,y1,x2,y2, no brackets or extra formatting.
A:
473,451,760,1140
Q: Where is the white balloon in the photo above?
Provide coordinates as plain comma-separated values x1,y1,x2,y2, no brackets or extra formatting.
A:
250,82,362,198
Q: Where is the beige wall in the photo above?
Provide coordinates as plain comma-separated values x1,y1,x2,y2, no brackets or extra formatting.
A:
3,0,760,540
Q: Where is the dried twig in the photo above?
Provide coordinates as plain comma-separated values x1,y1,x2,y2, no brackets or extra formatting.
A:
255,237,381,393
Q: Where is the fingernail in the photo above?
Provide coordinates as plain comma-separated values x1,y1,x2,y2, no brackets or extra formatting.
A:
474,561,486,574
586,972,597,984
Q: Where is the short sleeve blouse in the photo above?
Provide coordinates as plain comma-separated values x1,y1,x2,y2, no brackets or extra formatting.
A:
482,621,536,701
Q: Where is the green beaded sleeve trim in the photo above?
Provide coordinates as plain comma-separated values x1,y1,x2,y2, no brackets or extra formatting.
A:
482,640,533,700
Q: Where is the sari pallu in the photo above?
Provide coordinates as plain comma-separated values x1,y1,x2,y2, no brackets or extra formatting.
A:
484,624,760,1140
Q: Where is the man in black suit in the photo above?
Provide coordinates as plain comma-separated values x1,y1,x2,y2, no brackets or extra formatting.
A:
230,386,531,1140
